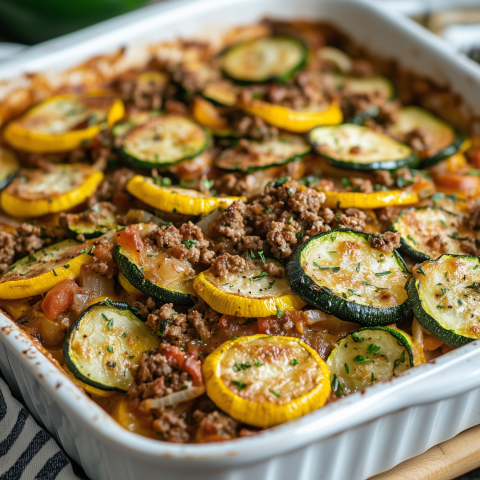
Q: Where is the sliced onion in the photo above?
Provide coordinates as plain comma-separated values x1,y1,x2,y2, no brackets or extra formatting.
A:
142,385,206,409
196,209,220,236
79,270,115,297
304,309,329,325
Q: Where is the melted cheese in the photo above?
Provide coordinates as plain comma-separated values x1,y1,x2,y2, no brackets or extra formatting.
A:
302,231,410,308
417,255,480,339
220,336,322,404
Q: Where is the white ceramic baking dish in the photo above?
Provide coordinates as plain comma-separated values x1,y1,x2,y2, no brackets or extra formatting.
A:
2,1,480,479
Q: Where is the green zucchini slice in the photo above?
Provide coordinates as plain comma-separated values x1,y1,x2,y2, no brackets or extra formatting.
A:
285,229,412,326
408,254,480,347
221,37,307,83
327,327,414,394
391,206,477,263
308,124,417,171
333,74,394,99
215,135,311,173
66,204,118,239
388,106,465,167
63,301,159,392
0,146,19,191
114,223,195,306
202,80,238,107
118,115,211,170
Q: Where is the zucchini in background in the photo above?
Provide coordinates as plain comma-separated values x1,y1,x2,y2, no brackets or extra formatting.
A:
333,74,395,100
408,254,480,347
285,229,412,326
215,135,311,173
309,124,418,171
114,223,195,306
64,301,159,392
0,146,19,191
202,80,238,107
388,106,466,167
66,203,118,239
117,115,211,169
221,36,307,83
327,327,414,394
391,206,478,262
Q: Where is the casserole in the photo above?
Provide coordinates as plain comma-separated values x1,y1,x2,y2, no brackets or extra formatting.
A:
2,0,480,479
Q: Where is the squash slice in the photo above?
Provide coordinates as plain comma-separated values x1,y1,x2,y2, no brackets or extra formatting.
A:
193,258,305,317
64,301,159,392
285,229,412,326
0,146,20,191
203,335,330,428
126,175,245,216
1,164,104,218
322,189,418,209
327,327,414,394
4,93,124,153
0,239,93,300
408,254,480,347
238,98,343,133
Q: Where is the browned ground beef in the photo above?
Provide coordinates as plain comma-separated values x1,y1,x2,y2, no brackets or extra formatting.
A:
370,231,401,253
210,253,254,278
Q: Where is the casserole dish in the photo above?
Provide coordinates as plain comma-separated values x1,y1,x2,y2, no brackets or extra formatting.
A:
2,0,480,479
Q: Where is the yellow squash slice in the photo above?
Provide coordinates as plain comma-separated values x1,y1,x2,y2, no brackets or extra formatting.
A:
193,258,305,317
1,164,104,218
203,335,330,428
118,272,143,296
4,93,124,153
126,175,245,216
192,97,231,136
322,189,418,209
0,239,93,300
238,98,343,133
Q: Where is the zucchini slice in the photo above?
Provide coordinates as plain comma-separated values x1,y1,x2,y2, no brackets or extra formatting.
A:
0,239,93,300
202,80,238,107
203,335,330,428
0,164,104,218
388,106,465,167
285,229,412,326
333,74,394,100
64,301,159,392
126,175,245,216
118,115,211,169
0,146,19,191
4,93,124,153
309,124,417,171
215,135,311,173
221,36,307,83
193,258,305,317
114,223,196,306
327,327,414,394
407,254,480,347
112,111,158,138
66,204,118,239
319,47,352,73
391,206,478,262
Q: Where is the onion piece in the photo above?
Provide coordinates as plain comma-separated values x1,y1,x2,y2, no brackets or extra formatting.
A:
142,385,206,409
412,318,426,364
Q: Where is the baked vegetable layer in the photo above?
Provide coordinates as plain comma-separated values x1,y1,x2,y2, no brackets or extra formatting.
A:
221,37,307,83
64,301,159,392
309,124,417,171
0,147,20,191
327,327,413,394
285,229,412,325
203,335,330,428
391,206,478,262
408,255,480,346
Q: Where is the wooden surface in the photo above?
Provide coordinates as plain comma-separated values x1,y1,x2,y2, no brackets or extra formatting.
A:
370,424,480,480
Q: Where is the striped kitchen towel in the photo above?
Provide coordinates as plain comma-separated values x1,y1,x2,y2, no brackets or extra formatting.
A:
0,376,88,480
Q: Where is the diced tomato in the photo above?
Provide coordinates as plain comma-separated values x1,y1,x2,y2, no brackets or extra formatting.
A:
411,177,435,197
257,316,277,334
164,345,185,369
433,173,480,196
41,279,79,320
218,315,233,329
467,149,480,169
116,225,145,263
184,353,204,386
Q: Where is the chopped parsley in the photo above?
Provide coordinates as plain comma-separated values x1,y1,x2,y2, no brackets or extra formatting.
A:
122,332,128,338
269,388,281,398
313,262,340,272
106,345,114,353
290,358,299,366
232,380,247,390
251,272,268,281
416,268,426,276
353,355,374,364
258,251,266,263
276,306,284,318
352,332,364,343
356,262,361,273
182,239,198,250
375,271,391,277
253,359,264,367
233,362,251,372
330,373,345,397
366,344,381,355
344,363,350,374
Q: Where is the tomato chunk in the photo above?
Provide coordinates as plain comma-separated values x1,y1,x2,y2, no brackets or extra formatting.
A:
184,353,204,386
42,279,79,320
433,173,480,195
116,225,145,264
164,345,185,369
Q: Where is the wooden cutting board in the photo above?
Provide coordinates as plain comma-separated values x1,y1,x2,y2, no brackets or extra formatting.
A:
370,424,480,480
